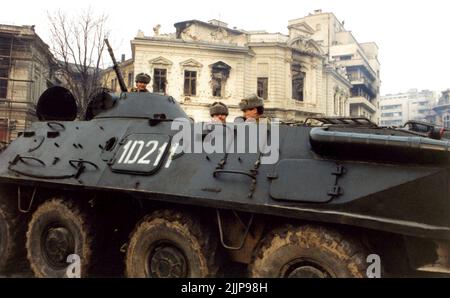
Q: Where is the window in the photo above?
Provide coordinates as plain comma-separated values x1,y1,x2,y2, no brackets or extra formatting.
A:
381,112,402,118
444,115,450,129
381,104,402,110
111,78,119,92
128,72,134,88
0,79,7,99
212,78,222,97
257,78,268,100
184,71,196,96
339,55,352,61
0,55,9,98
211,61,231,98
153,68,167,93
0,118,9,143
291,65,305,101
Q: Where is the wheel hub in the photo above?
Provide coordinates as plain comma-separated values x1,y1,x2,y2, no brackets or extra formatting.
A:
148,245,187,278
282,259,332,278
43,227,75,267
287,265,329,278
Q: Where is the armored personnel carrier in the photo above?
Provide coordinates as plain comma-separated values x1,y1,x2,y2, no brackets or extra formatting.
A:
0,44,450,278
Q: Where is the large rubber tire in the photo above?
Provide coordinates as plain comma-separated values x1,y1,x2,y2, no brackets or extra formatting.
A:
249,225,368,278
0,188,28,275
125,209,219,278
26,199,93,278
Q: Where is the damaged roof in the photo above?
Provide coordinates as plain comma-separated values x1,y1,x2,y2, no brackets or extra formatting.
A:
174,20,245,37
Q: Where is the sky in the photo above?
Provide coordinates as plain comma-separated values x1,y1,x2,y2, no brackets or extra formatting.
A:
1,0,449,96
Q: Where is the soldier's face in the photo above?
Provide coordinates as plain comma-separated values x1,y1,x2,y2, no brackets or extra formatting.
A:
212,114,227,123
136,82,148,90
243,108,259,120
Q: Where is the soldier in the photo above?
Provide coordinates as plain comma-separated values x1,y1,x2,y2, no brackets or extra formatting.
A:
130,73,151,92
238,94,265,122
209,102,228,123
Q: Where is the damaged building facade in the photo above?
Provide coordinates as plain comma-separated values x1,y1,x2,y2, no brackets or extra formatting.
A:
130,14,360,122
290,10,381,121
0,24,58,143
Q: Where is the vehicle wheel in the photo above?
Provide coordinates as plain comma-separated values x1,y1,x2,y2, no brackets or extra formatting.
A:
249,225,368,278
0,187,28,275
26,199,93,277
125,209,219,278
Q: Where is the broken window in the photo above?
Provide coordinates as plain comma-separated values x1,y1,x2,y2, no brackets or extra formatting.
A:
153,68,167,93
291,65,305,101
184,70,196,96
210,61,231,98
212,78,222,97
257,78,268,100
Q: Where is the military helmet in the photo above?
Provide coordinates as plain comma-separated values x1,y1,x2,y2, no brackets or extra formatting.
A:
239,94,264,111
209,102,229,116
135,73,151,84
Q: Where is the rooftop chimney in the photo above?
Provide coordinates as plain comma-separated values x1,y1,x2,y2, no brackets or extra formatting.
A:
121,54,125,63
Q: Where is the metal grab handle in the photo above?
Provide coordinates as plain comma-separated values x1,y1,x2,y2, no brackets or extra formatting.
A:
216,210,254,251
47,121,66,131
69,160,99,179
11,155,46,167
213,170,256,180
17,186,37,214
69,160,99,170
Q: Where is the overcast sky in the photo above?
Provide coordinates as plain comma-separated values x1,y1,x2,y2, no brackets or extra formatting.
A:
1,0,449,95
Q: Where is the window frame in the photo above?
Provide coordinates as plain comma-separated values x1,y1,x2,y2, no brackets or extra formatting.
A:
153,68,167,94
184,70,197,96
257,77,269,100
128,72,134,88
0,78,7,99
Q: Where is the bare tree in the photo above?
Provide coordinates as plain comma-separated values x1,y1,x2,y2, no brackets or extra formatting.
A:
48,9,109,115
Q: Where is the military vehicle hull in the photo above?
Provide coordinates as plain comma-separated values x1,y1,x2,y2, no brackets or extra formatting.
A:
0,90,449,278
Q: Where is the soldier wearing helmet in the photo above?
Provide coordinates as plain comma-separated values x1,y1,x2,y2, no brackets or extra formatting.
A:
130,73,151,92
209,102,229,123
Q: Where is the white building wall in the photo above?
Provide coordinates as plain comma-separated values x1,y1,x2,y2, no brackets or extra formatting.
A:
128,16,355,122
379,90,437,126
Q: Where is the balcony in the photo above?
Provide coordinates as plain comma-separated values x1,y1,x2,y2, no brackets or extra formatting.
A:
348,96,377,113
338,58,377,80
349,77,367,85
